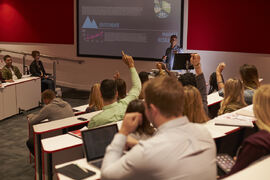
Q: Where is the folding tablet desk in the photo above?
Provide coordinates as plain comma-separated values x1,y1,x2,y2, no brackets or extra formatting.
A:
72,104,88,115
42,134,83,180
41,121,122,180
207,91,223,106
33,110,102,180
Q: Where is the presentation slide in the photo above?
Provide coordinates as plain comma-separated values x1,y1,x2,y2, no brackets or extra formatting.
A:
77,0,183,59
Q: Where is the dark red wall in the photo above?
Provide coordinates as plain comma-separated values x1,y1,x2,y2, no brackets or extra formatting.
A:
188,0,270,54
0,0,74,44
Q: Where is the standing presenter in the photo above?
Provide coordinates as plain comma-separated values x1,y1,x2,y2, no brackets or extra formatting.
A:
162,35,183,70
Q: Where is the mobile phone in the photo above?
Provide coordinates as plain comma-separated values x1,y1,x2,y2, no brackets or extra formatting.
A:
77,117,87,121
217,154,235,174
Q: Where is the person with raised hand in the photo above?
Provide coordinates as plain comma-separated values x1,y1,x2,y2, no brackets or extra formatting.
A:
216,62,226,90
88,51,141,129
179,53,208,115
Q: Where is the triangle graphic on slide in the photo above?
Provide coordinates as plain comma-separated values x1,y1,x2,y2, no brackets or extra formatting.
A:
82,16,98,29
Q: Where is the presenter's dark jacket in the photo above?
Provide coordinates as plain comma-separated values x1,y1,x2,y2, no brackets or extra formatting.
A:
30,60,46,77
1,65,22,80
227,130,270,176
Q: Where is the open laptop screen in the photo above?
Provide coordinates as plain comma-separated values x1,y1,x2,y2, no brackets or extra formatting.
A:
81,124,118,161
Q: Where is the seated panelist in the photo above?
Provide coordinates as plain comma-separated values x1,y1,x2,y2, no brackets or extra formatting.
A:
30,50,55,92
1,55,22,81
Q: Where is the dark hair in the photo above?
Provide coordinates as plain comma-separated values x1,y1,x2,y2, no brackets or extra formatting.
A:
170,35,177,39
42,89,56,100
126,99,155,136
115,78,126,100
178,73,197,87
3,55,11,61
208,72,224,94
100,79,117,101
139,71,149,84
240,64,259,90
32,50,40,58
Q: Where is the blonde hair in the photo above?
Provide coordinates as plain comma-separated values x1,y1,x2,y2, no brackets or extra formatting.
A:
183,85,209,123
218,78,247,115
89,83,103,110
253,84,270,132
144,76,184,118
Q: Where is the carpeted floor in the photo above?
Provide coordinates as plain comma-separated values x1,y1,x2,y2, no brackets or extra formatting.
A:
0,88,89,180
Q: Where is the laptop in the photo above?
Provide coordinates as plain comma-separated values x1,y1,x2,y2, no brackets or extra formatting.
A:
81,123,118,169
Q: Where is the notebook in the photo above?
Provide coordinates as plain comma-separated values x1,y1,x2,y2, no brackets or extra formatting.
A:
214,113,254,127
81,124,118,169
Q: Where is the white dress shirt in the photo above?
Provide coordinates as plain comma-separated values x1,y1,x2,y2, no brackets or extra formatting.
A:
101,116,216,180
9,67,18,80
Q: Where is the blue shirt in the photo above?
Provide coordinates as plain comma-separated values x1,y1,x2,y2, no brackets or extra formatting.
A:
164,45,183,70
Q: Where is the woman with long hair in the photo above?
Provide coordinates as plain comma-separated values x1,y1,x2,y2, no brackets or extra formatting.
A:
227,84,270,176
126,99,155,140
239,64,260,104
218,78,247,115
85,83,104,113
183,85,209,123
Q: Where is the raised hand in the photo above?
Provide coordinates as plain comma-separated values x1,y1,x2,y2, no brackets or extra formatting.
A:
122,51,134,68
216,62,226,75
113,71,120,80
119,112,142,136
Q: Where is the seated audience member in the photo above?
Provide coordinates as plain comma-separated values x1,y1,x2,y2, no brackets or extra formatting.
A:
184,85,209,123
178,53,208,114
88,51,141,129
217,64,259,105
30,50,55,92
156,62,167,76
138,71,149,99
101,76,216,180
240,64,260,104
85,83,104,113
218,78,247,115
115,78,127,100
155,62,177,78
113,71,127,100
26,89,74,155
226,84,270,176
208,72,225,94
139,71,149,84
126,99,155,140
1,55,22,80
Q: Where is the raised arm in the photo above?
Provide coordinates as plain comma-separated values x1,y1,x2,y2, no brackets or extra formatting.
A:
121,51,142,104
216,62,226,90
190,54,208,114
